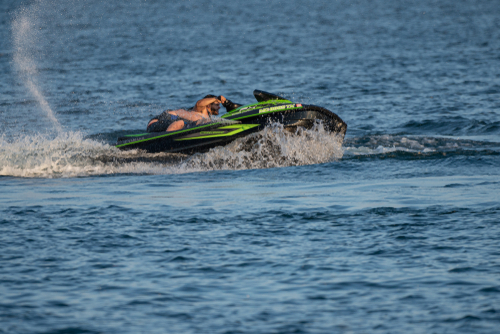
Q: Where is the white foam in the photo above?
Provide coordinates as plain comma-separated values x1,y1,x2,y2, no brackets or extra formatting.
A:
0,132,174,178
0,124,345,178
184,122,344,170
343,135,439,156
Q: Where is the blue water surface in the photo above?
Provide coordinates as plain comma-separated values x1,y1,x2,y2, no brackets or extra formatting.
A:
1,0,500,333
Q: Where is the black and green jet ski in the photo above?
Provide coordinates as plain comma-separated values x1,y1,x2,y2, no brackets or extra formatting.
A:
115,90,347,154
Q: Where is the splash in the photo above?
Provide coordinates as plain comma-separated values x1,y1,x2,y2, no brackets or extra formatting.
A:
185,122,344,170
0,132,184,178
0,125,344,178
12,1,62,133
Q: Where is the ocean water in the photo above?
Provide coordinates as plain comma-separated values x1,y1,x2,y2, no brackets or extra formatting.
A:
1,0,500,333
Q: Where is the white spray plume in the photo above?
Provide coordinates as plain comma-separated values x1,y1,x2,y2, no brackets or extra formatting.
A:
12,2,62,133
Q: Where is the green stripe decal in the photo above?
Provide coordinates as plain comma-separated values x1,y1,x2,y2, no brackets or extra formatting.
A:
228,106,304,121
222,100,293,117
115,122,222,148
175,124,259,141
124,133,149,137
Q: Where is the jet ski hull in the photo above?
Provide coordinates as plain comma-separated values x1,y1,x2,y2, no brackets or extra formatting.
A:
223,103,347,137
115,90,347,154
115,123,260,154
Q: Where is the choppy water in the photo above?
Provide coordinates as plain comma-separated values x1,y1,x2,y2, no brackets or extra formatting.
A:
1,0,500,333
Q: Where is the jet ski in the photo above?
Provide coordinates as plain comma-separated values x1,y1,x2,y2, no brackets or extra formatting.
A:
115,90,347,154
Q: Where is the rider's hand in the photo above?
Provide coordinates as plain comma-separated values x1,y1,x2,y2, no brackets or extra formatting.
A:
217,95,227,104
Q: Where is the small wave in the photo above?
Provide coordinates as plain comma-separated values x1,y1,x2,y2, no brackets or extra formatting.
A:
399,117,500,136
344,134,500,157
0,124,344,178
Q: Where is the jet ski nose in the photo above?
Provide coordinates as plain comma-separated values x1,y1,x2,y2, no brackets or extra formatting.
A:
253,90,286,102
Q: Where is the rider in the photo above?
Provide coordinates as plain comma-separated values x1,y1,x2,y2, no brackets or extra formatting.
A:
192,94,226,117
146,95,229,133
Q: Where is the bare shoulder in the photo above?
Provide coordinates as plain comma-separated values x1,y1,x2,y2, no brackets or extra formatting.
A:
167,108,189,115
170,109,204,121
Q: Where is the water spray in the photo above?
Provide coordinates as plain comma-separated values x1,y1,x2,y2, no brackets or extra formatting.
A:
12,3,63,133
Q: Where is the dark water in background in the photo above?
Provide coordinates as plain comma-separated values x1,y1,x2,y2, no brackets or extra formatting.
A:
1,0,500,333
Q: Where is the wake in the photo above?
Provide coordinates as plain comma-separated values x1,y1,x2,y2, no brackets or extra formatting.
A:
0,124,345,178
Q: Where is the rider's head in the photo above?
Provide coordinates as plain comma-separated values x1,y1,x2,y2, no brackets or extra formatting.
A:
209,101,221,115
195,94,221,116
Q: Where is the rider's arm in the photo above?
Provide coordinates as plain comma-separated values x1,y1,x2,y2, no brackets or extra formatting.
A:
193,96,225,117
169,109,204,121
195,97,220,107
220,98,241,112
